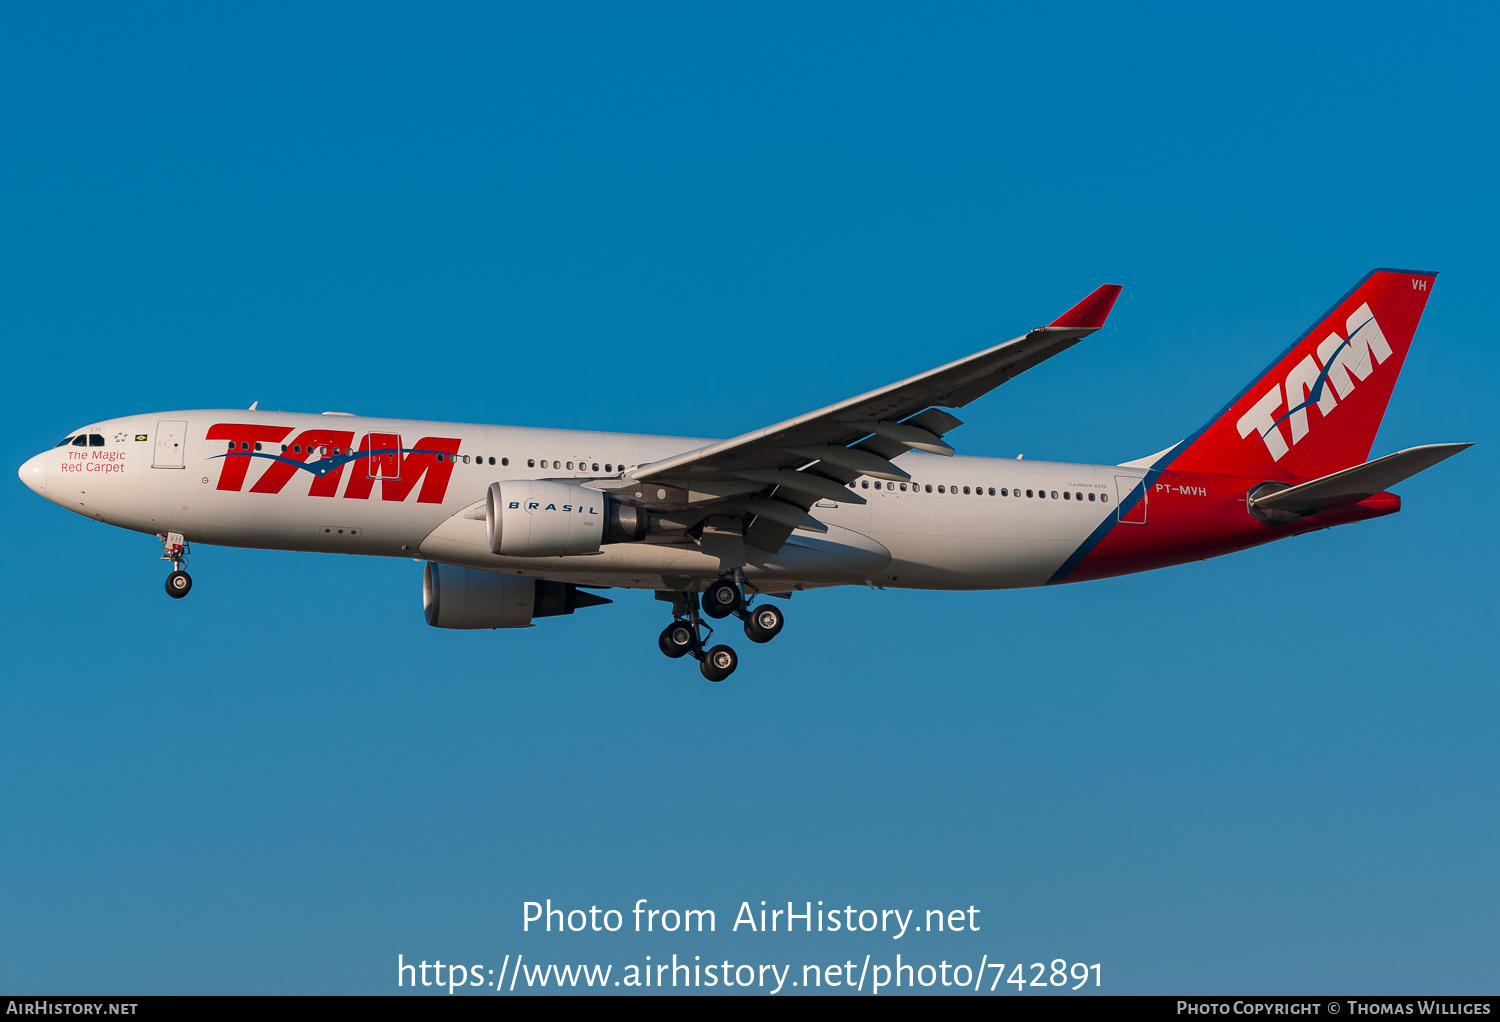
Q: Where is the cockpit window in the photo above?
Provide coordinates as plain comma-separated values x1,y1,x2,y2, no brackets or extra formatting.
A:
89,434,105,446
55,436,76,447
72,435,88,447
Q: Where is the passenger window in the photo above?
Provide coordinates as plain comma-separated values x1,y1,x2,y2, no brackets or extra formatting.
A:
1063,491,1070,500
861,480,869,489
1001,488,1008,496
592,463,599,472
1088,492,1096,501
1076,492,1083,501
899,483,907,491
1101,493,1108,503
963,486,970,494
280,445,288,452
988,487,995,496
254,442,263,452
528,459,535,468
937,485,945,493
1051,491,1058,499
605,463,612,472
500,458,507,466
888,482,895,490
925,484,932,493
1026,489,1033,497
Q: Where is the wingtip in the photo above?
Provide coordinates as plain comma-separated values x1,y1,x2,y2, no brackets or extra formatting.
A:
1048,283,1123,330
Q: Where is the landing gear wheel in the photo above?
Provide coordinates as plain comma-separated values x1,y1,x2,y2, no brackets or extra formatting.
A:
700,644,738,682
658,621,696,659
165,570,193,599
702,579,742,619
743,603,784,643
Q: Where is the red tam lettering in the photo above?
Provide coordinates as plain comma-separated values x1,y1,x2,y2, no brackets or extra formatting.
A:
343,435,461,503
248,429,356,495
205,423,293,491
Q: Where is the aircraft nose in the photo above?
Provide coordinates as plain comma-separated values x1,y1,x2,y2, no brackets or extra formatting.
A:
18,452,47,496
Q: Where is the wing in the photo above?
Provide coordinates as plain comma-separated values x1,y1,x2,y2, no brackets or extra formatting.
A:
604,284,1123,557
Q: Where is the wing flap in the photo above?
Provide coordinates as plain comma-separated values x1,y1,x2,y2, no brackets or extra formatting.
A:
733,469,865,505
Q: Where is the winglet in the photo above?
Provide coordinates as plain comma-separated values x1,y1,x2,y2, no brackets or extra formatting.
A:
1048,284,1123,331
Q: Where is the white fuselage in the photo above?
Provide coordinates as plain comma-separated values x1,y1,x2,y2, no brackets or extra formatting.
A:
22,410,1136,592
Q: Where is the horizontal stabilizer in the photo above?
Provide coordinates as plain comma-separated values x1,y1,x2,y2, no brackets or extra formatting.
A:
1250,442,1472,512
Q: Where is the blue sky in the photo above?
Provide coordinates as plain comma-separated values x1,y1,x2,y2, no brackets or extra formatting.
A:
2,1,1495,994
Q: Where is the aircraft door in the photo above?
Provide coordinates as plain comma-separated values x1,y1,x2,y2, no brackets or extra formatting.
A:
366,432,402,480
153,420,187,468
1114,474,1146,524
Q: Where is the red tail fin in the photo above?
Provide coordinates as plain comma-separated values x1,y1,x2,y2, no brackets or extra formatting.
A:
1168,269,1437,480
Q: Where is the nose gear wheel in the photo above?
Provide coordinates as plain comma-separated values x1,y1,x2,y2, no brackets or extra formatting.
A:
158,532,193,599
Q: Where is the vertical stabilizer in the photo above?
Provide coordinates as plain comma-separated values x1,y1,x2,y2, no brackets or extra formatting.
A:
1166,269,1437,479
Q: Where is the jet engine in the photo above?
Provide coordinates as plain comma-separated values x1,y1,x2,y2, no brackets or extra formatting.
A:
485,479,647,557
422,562,611,629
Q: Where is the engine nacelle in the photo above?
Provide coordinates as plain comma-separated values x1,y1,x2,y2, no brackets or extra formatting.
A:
486,480,647,556
422,562,611,629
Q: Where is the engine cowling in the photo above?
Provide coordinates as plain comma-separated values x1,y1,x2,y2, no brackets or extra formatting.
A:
485,480,647,556
422,562,611,629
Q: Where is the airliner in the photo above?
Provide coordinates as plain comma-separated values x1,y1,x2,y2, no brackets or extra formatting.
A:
17,269,1468,681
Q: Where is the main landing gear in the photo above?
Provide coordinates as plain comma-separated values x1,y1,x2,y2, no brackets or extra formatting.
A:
656,576,787,681
159,532,192,599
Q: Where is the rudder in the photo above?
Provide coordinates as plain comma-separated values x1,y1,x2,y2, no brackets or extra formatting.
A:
1167,269,1437,480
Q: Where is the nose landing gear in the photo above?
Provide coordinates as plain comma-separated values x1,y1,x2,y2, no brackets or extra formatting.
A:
655,578,788,680
159,532,192,599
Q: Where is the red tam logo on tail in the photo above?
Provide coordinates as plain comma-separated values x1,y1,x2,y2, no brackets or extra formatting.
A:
1235,301,1393,462
1167,269,1436,481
